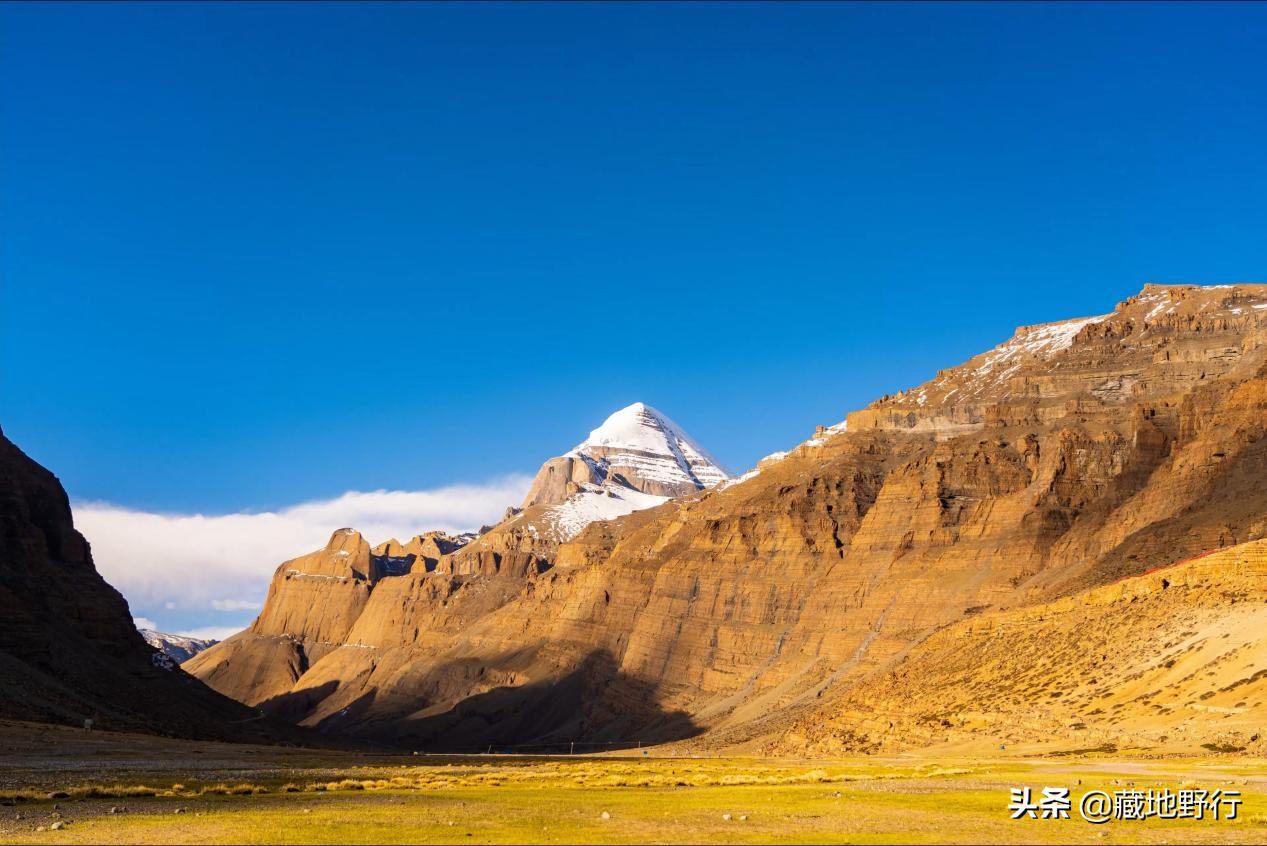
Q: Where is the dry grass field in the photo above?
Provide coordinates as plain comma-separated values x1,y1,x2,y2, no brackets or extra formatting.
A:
2,722,1266,844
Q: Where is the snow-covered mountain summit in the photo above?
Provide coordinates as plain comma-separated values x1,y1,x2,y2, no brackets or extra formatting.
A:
522,402,729,509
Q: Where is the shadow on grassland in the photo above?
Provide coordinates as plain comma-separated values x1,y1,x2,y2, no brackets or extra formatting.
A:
383,649,702,753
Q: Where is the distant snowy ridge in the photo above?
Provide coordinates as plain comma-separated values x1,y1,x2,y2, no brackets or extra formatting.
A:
140,629,218,663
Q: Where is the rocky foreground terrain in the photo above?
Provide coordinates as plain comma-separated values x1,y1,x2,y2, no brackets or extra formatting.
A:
183,283,1267,756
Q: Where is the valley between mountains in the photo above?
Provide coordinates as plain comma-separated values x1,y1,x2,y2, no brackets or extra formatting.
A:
163,282,1267,757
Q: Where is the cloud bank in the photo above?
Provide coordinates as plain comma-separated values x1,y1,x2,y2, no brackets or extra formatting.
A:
76,476,531,637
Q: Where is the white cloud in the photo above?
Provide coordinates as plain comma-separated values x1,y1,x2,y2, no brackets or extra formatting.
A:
174,626,242,642
133,616,158,631
210,598,261,612
75,476,531,632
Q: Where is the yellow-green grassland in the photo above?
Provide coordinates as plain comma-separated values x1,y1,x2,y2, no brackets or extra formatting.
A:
1,722,1265,844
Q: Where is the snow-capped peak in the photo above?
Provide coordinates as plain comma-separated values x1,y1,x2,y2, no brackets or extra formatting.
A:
518,402,730,538
567,402,729,490
577,402,712,457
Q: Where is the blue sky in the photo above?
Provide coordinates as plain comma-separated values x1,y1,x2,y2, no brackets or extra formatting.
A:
2,2,1266,634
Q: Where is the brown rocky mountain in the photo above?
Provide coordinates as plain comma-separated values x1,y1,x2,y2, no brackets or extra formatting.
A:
0,426,302,742
189,284,1267,754
408,403,732,584
185,404,731,742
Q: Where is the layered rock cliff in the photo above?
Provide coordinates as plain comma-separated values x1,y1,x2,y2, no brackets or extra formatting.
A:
186,528,390,709
190,284,1267,753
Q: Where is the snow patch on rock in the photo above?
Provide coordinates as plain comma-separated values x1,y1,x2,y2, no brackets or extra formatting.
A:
543,484,671,540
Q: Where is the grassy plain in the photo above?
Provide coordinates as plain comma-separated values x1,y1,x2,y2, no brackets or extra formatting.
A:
1,722,1265,844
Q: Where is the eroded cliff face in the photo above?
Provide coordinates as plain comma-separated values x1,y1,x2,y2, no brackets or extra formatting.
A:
190,284,1267,753
0,427,296,741
188,528,408,708
373,532,472,574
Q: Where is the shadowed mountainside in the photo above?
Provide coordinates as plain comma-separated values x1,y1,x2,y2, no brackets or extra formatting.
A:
0,427,310,744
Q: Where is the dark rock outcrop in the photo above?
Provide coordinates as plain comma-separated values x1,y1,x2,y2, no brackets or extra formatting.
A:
0,427,303,742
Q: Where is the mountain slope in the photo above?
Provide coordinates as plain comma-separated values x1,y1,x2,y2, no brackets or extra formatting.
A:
782,538,1267,756
191,284,1267,752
